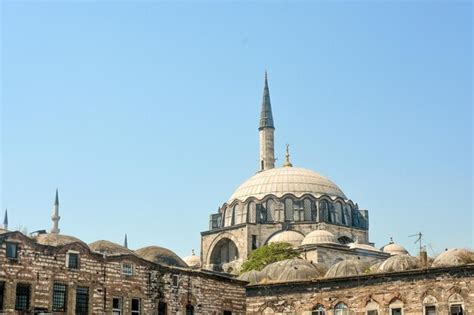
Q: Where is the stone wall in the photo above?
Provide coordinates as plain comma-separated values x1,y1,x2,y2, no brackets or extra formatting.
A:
245,265,474,314
0,231,246,315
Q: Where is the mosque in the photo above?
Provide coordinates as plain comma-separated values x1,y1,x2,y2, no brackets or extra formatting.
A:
0,73,473,314
200,73,398,274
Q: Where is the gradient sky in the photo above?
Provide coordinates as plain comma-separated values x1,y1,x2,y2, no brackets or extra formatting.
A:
1,1,472,259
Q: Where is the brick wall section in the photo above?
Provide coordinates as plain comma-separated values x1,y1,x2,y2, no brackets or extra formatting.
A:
245,265,474,314
0,231,246,315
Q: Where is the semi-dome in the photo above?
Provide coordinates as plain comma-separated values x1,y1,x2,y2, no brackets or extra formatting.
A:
228,167,347,203
302,230,338,245
432,248,474,268
183,250,201,269
325,259,369,278
277,264,323,282
36,233,86,247
89,240,136,257
378,254,421,273
135,246,188,268
237,270,265,284
267,231,304,248
381,238,409,256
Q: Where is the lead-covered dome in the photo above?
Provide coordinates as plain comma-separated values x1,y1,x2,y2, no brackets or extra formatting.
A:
267,231,304,248
302,230,338,246
228,167,347,203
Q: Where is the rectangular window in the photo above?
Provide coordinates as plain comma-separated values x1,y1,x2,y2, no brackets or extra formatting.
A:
172,275,179,287
15,284,30,311
52,283,67,312
223,311,232,315
367,311,378,315
391,309,402,315
0,281,4,311
122,263,134,276
425,306,436,315
68,252,79,269
6,242,18,259
131,298,140,315
75,287,89,315
158,302,167,315
251,235,257,250
112,297,122,315
450,305,463,315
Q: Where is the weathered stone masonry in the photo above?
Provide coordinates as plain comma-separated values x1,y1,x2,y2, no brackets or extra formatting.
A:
0,231,246,314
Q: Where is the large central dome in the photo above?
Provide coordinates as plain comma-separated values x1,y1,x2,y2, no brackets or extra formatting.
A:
228,167,347,203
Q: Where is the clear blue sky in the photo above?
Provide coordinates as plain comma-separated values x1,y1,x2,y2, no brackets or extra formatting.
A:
1,1,472,258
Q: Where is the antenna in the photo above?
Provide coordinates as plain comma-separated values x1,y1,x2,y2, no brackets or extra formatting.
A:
409,232,423,254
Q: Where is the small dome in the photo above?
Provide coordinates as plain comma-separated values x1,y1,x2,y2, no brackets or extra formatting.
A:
237,270,265,284
378,254,421,273
369,261,383,273
89,240,136,257
432,248,474,267
302,230,337,245
228,167,347,203
268,231,304,248
183,250,201,269
325,259,369,278
381,239,409,256
36,233,86,247
277,264,323,282
261,258,319,280
135,246,187,268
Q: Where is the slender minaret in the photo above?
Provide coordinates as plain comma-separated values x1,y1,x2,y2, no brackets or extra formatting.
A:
259,71,275,171
123,233,128,248
51,189,60,234
3,208,8,230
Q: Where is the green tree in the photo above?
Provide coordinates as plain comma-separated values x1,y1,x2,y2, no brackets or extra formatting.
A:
240,242,299,273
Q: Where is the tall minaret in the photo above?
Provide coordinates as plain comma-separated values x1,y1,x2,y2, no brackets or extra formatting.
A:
3,208,8,230
259,71,275,171
51,189,60,234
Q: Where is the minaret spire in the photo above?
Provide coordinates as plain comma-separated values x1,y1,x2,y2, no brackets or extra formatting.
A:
3,208,8,230
258,71,275,171
124,233,128,248
51,189,60,234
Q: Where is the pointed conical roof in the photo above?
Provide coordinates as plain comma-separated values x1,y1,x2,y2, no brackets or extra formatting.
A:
124,233,128,248
259,71,274,130
3,208,8,228
54,189,59,206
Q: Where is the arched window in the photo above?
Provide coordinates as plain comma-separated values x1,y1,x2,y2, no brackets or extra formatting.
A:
319,200,329,222
312,304,325,315
448,293,464,315
389,299,404,315
304,198,316,221
257,203,267,222
334,202,344,224
186,304,194,315
284,198,293,222
248,202,257,223
224,207,233,227
266,199,275,222
234,204,245,225
343,204,351,226
366,301,379,315
335,303,348,315
351,208,360,227
423,295,437,315
293,200,304,221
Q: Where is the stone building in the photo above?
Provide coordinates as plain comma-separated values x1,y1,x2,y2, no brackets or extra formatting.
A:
0,195,246,315
201,73,386,274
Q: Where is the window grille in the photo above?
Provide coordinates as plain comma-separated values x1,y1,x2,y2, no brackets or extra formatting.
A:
6,243,18,259
122,263,134,276
112,297,122,315
248,202,257,223
334,303,348,315
52,283,67,312
172,275,179,287
425,306,435,315
312,304,325,315
266,199,275,222
293,200,304,221
75,287,89,315
284,199,293,222
15,284,30,311
257,204,267,222
68,252,79,269
131,299,140,315
303,198,313,221
450,305,463,315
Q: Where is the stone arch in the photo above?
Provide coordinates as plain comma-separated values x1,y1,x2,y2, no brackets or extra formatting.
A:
208,237,239,272
448,293,464,303
206,233,241,265
262,307,274,314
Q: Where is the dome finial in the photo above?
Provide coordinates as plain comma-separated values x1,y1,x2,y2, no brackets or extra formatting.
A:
283,144,293,167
